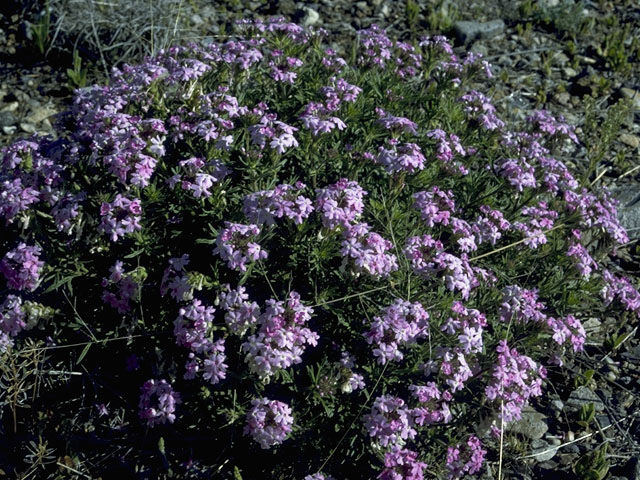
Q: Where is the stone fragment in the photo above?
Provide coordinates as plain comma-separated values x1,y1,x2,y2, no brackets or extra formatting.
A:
300,7,320,27
0,110,16,127
20,122,36,133
611,183,640,240
27,106,57,124
530,439,558,462
621,87,640,109
506,407,548,440
566,386,605,411
453,20,505,44
620,133,640,148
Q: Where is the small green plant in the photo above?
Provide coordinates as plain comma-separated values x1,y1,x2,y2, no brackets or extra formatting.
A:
601,21,638,75
66,49,89,90
30,0,52,57
426,0,457,32
576,402,596,428
582,96,631,182
406,0,421,31
573,443,610,480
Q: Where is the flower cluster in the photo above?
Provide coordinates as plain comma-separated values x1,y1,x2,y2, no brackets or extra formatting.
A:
98,194,142,242
0,295,26,352
173,299,228,385
167,157,229,199
601,269,640,316
244,397,294,449
405,236,481,299
513,201,559,249
426,129,469,175
363,395,416,447
526,110,579,144
1,243,44,291
409,382,452,426
376,107,418,135
315,178,366,229
300,101,347,136
217,284,260,336
380,446,427,480
459,90,504,131
364,299,429,364
138,379,181,427
442,301,487,354
242,292,318,379
471,205,511,246
446,435,487,480
101,260,142,314
375,140,426,174
413,187,456,227
340,223,398,279
248,111,299,154
213,222,267,272
160,254,193,302
567,230,597,279
244,182,314,225
484,341,546,424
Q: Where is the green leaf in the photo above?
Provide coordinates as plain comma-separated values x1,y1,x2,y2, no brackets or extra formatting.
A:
233,466,243,480
76,343,91,364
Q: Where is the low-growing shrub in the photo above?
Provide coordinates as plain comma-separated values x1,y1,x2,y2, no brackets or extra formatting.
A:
1,17,638,479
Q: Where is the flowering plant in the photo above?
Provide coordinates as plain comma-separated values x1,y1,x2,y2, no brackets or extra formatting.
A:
0,17,637,479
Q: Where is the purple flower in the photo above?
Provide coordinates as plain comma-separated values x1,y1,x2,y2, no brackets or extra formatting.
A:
244,182,314,226
412,187,455,227
446,435,486,479
363,395,416,447
315,179,367,230
244,397,294,449
364,298,429,364
484,341,546,424
242,292,318,379
0,295,26,352
138,379,181,427
100,260,142,313
513,201,558,249
213,222,267,272
375,141,426,174
98,194,142,242
0,243,44,291
375,107,418,135
567,230,597,279
218,284,260,336
379,446,427,480
340,223,398,279
160,254,193,302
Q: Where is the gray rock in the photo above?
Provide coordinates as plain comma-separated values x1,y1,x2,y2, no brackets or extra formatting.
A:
554,52,570,67
453,20,505,44
0,110,16,127
19,122,36,134
300,6,320,26
2,125,16,135
26,106,56,124
1,101,19,112
506,407,548,440
620,133,640,148
538,0,559,7
566,386,605,411
611,183,640,240
563,67,577,78
621,87,640,109
530,439,558,462
551,399,564,412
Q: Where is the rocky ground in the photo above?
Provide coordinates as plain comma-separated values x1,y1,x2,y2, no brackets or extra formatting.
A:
1,1,639,478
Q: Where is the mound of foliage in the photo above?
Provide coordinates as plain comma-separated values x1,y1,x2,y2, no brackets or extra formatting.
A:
1,17,638,479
